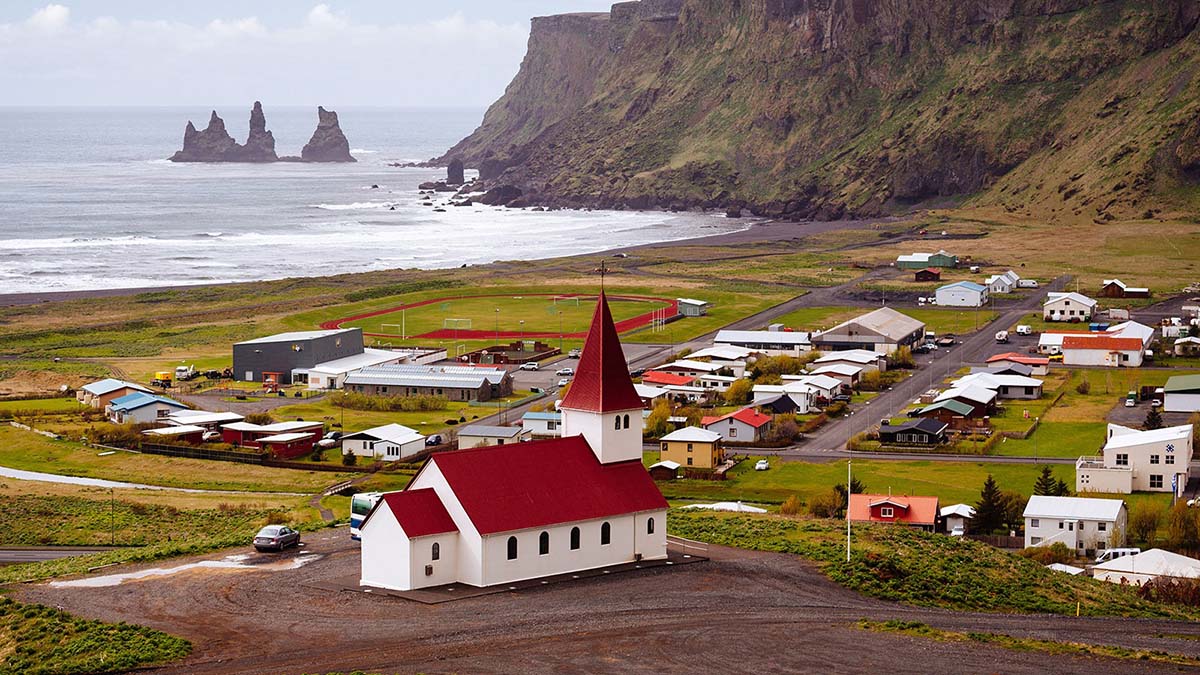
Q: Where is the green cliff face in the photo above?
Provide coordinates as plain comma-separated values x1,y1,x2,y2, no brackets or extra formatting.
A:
439,0,1200,219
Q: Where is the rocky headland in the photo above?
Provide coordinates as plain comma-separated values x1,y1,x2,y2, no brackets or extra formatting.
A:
169,103,354,163
432,0,1200,221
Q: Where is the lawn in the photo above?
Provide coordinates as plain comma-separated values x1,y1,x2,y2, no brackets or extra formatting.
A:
0,397,85,413
655,455,1063,506
271,396,498,434
993,421,1106,458
0,426,352,493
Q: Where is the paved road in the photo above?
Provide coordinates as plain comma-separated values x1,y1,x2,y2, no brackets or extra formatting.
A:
0,547,117,565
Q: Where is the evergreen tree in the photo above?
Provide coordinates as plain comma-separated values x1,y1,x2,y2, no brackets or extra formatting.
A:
1145,406,1164,430
974,475,1005,534
833,477,866,516
1033,466,1057,496
1053,478,1072,497
999,490,1028,534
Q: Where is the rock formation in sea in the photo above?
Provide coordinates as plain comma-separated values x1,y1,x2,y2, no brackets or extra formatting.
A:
300,107,356,163
169,103,353,163
447,158,465,185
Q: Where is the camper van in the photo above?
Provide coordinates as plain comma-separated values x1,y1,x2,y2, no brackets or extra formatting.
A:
1017,279,1039,289
1094,548,1140,564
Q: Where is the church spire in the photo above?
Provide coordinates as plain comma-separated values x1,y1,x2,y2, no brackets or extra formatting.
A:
560,291,643,414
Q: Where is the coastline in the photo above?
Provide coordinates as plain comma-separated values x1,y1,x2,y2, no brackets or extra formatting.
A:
0,216,893,308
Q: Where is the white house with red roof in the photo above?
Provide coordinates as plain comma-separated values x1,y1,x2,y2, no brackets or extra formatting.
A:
701,407,773,443
359,292,668,591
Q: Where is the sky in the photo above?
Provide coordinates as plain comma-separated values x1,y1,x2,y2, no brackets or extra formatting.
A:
0,1,616,107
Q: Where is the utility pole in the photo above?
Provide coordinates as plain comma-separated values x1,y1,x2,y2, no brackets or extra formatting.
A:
110,487,115,546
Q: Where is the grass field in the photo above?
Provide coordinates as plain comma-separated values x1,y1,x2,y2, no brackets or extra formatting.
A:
0,397,85,413
0,426,351,493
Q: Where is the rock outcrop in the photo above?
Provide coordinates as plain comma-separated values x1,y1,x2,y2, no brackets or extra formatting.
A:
447,158,465,185
301,107,356,163
433,0,1200,220
169,103,352,164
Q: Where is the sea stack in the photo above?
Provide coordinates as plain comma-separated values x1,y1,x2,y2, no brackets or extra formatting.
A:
300,107,356,163
240,101,278,162
169,111,240,162
447,157,465,185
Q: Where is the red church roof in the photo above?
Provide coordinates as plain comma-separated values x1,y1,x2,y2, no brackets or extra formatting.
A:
375,488,458,537
426,436,667,535
559,291,644,413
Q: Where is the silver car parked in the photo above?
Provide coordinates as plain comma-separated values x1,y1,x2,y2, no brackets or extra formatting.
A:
254,525,300,552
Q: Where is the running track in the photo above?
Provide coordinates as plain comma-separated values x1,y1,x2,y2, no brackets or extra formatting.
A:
319,293,678,340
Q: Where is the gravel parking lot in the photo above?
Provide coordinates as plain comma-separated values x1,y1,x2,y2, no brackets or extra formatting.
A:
14,528,1200,674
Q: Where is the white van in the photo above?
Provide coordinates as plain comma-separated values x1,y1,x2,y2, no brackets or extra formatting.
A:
1094,547,1141,564
1015,325,1033,336
1017,279,1039,289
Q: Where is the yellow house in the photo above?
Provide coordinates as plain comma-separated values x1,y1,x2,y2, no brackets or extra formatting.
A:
659,427,724,469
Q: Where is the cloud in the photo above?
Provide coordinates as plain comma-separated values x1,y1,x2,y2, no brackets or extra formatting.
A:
0,4,530,106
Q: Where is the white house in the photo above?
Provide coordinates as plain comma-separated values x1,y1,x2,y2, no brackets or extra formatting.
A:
688,345,756,363
1076,424,1194,495
752,382,816,413
1043,292,1097,322
1093,549,1200,586
166,410,245,429
951,372,1044,400
656,359,745,379
1023,495,1127,555
700,407,774,443
984,270,1020,294
713,329,812,357
296,348,411,390
935,281,989,308
781,373,845,401
341,423,426,461
697,374,739,393
1164,375,1200,413
358,292,667,592
77,378,153,409
940,503,975,533
812,349,888,373
456,424,531,449
809,363,862,388
105,392,189,424
1061,335,1145,368
520,411,563,438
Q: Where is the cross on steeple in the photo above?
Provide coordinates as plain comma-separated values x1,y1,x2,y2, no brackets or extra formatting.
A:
595,259,609,289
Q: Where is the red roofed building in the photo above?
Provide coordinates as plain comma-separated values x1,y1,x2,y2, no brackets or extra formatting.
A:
642,371,697,387
848,494,940,531
1062,335,1145,368
701,407,774,443
359,291,668,591
987,352,1050,376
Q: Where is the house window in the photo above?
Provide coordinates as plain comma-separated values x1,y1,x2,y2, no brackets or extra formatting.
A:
600,522,611,546
880,507,894,518
381,387,388,394
1098,522,1107,532
1058,521,1064,529
647,518,655,535
1115,453,1129,466
1167,455,1175,465
1031,519,1040,528
539,531,550,556
570,527,581,550
661,442,668,452
687,457,693,466
687,444,693,452
1151,455,1160,464
1068,522,1074,531
623,414,630,430
1031,537,1042,545
1097,541,1106,550
615,416,621,430
431,542,440,561
729,428,737,438
1150,475,1164,489
547,421,556,431
506,536,518,560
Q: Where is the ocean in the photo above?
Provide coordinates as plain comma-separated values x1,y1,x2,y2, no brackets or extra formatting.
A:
0,106,743,294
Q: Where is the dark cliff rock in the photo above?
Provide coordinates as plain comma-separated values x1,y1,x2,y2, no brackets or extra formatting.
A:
434,0,1200,218
169,111,241,162
447,158,465,185
301,107,356,163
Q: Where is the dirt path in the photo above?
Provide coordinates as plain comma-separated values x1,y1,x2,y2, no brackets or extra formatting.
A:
14,529,1200,674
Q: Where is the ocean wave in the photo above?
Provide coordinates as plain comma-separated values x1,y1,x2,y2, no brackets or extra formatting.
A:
310,201,396,211
349,148,379,154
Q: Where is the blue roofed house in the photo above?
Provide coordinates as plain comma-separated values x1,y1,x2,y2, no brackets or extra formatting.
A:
935,281,989,307
77,378,153,409
521,411,563,438
106,392,189,424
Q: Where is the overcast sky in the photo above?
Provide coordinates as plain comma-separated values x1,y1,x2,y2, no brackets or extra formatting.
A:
0,2,616,107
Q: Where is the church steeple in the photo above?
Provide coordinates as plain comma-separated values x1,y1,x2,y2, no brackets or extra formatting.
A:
560,291,644,464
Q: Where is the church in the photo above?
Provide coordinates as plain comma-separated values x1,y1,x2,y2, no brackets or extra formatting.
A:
359,291,669,591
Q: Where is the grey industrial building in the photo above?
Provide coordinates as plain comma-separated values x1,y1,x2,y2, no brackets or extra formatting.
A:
233,328,364,384
811,307,926,354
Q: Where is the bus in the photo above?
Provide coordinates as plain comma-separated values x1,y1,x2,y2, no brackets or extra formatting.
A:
350,492,384,540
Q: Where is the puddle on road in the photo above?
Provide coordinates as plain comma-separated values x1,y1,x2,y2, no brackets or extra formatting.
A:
49,553,322,588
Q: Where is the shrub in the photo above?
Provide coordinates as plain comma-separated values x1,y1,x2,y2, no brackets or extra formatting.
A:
244,412,275,426
333,392,447,413
644,398,672,438
888,346,914,370
1130,501,1165,545
723,378,753,406
342,452,358,467
1018,542,1075,565
808,490,841,518
1167,502,1199,551
766,419,800,444
779,495,803,516
800,414,828,434
1075,379,1091,395
1139,577,1200,606
824,401,848,417
858,370,884,391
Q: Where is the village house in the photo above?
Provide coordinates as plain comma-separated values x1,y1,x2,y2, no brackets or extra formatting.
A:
812,349,888,374
634,383,669,408
106,392,189,425
713,328,811,357
701,407,773,443
647,460,681,481
520,411,563,438
935,281,989,308
659,427,724,469
78,378,154,409
142,425,207,444
688,345,758,363
1099,279,1150,299
984,270,1021,294
697,373,739,393
1023,495,1127,555
166,410,245,429
895,250,958,270
358,292,667,592
752,382,815,414
640,371,696,387
1043,292,1097,322
952,372,1044,400
257,432,318,459
780,373,845,401
220,420,324,449
656,359,745,379
295,348,415,390
1093,549,1200,586
676,298,710,317
1174,336,1200,357
754,394,798,415
970,363,1035,378
456,424,531,449
663,384,708,403
809,363,862,388
933,385,997,417
848,494,939,530
940,504,975,534
341,423,427,461
877,419,947,446
1165,375,1200,413
914,399,982,428
1062,336,1145,368
986,352,1050,376
1076,424,1194,496
914,268,941,282
811,307,926,354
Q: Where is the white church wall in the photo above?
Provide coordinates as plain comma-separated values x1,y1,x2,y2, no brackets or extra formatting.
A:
359,506,413,591
409,460,486,587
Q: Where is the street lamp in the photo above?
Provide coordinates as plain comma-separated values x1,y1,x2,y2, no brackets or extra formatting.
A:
558,310,564,351
495,307,500,342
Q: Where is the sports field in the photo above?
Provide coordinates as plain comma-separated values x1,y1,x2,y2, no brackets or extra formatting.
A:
324,293,676,340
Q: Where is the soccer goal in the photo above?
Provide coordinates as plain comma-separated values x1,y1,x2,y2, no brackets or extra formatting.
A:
552,296,581,307
443,318,473,331
380,323,406,339
455,343,469,357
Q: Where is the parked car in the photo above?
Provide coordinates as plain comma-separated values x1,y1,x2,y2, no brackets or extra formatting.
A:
519,362,539,371
949,526,965,538
202,430,221,442
556,367,575,376
253,525,300,552
1151,398,1163,407
557,378,571,388
425,434,443,446
1015,324,1033,336
1124,398,1135,408
629,368,646,378
754,459,770,471
568,348,582,358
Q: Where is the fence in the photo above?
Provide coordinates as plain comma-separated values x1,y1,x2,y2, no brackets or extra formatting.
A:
966,534,1025,549
138,442,267,465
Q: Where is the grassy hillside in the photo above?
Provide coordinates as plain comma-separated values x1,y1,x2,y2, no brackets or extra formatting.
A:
443,0,1200,221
